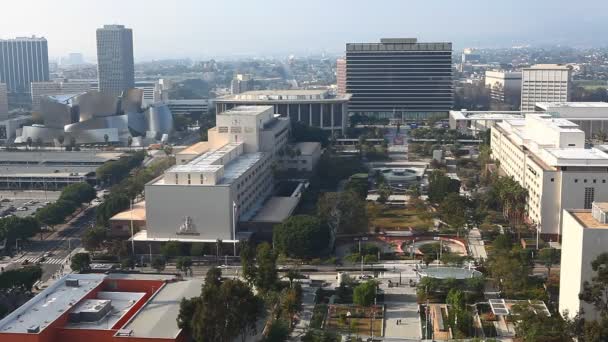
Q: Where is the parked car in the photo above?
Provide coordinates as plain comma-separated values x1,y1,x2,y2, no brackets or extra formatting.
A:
16,207,28,211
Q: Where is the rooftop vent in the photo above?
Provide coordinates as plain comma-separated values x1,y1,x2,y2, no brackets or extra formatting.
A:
27,325,40,333
65,279,79,287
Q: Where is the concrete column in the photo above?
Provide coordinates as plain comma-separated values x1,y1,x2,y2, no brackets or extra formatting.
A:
298,104,301,122
309,103,313,126
320,104,324,129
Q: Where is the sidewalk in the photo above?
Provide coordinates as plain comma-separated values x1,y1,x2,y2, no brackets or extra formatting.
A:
290,285,316,340
468,228,488,261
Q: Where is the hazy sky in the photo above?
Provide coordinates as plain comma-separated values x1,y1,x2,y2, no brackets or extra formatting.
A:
1,0,607,61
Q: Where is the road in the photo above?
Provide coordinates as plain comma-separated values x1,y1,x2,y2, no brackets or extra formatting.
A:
1,204,97,282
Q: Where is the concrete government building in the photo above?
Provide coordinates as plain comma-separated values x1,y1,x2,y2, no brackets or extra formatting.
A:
215,89,350,134
345,38,453,121
138,105,290,243
520,64,571,111
560,203,608,321
491,114,608,236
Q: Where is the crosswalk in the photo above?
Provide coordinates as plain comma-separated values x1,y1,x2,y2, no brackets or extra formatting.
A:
12,255,67,265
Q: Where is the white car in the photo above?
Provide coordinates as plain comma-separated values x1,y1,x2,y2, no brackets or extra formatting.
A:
16,207,28,211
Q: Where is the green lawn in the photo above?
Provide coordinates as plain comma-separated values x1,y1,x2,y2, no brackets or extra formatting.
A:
370,205,433,231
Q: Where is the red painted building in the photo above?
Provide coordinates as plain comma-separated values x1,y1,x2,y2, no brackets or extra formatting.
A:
0,274,202,342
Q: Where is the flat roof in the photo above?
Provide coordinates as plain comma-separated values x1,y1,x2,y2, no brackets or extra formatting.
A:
218,105,274,116
294,142,321,156
449,110,524,121
249,196,300,223
536,102,608,109
0,151,124,163
65,292,145,330
176,141,209,156
110,201,146,221
544,147,608,161
217,90,350,102
570,211,608,229
121,279,204,339
0,274,106,334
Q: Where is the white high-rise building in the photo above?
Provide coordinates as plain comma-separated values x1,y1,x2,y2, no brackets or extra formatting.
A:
230,74,253,94
560,203,608,321
521,64,571,111
491,114,608,236
485,70,522,106
96,25,134,97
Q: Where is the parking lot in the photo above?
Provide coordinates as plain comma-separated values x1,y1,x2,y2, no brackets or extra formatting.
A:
0,190,61,219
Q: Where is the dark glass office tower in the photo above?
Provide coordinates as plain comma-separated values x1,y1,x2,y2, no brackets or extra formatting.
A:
96,25,135,98
0,37,50,95
346,38,453,121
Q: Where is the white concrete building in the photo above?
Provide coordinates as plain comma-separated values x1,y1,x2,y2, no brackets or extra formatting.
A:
560,203,608,320
484,70,521,105
278,141,322,172
534,102,608,138
140,106,289,242
521,64,571,111
491,114,608,236
449,110,524,136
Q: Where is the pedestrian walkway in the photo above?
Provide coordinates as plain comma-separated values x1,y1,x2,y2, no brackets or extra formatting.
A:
468,228,488,260
290,286,316,340
12,254,68,265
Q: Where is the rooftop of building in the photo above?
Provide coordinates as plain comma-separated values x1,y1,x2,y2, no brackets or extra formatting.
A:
449,110,524,121
544,147,608,161
0,150,124,164
218,105,275,116
524,64,571,70
65,291,145,330
293,142,321,156
569,210,608,229
248,196,300,223
217,89,350,102
176,141,209,156
110,201,146,221
347,38,451,51
536,102,608,109
0,274,106,334
120,278,203,339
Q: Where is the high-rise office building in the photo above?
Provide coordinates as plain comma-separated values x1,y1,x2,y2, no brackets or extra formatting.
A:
521,64,571,111
0,83,8,118
96,25,135,98
336,58,346,95
485,70,522,108
345,38,453,121
230,74,253,94
0,36,50,96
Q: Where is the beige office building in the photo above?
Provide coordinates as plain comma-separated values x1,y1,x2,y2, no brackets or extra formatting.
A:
491,115,608,236
560,203,608,320
139,106,289,242
484,70,521,106
520,64,571,111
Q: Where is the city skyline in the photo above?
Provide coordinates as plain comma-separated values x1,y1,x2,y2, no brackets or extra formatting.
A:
0,0,607,61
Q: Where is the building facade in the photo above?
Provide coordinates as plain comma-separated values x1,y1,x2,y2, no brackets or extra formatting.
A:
96,25,135,97
167,99,209,116
491,115,608,236
0,36,49,98
560,204,608,321
0,83,7,118
141,106,289,243
230,74,254,94
521,64,571,111
534,102,608,138
336,58,347,95
31,80,91,111
345,38,453,120
215,89,350,133
484,70,522,108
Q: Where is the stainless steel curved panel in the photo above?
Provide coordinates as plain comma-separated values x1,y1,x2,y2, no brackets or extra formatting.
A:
145,104,173,134
120,88,144,113
40,98,73,129
73,91,119,121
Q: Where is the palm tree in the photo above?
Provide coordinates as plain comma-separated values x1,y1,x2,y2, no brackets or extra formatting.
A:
103,134,109,146
127,136,133,150
57,135,65,150
594,130,608,143
26,137,33,150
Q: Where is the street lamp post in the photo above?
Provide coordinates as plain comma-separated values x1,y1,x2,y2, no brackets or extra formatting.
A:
232,202,237,256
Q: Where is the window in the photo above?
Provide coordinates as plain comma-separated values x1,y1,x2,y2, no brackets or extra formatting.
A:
574,179,578,183
187,174,191,185
584,187,595,209
604,180,606,184
550,178,554,182
584,179,588,183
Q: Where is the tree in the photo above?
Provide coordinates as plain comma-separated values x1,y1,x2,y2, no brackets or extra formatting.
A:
580,253,608,317
103,134,109,145
26,137,32,149
264,319,289,342
284,269,306,289
273,215,330,259
240,241,257,285
439,193,468,233
151,257,166,272
377,184,391,204
318,190,368,235
176,256,193,274
255,242,277,293
60,182,96,204
82,227,107,252
538,248,560,279
0,266,42,291
95,193,130,226
428,170,461,203
161,241,183,258
71,253,91,273
511,303,572,341
353,280,377,307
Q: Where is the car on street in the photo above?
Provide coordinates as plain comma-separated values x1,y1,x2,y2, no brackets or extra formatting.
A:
16,207,28,211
